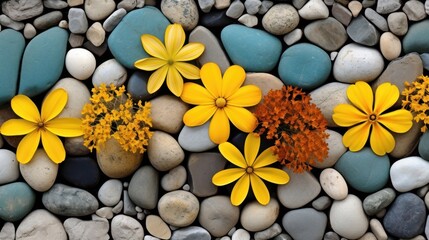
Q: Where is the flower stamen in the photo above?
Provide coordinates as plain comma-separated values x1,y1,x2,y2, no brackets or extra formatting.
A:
369,113,377,122
246,166,254,174
215,98,227,108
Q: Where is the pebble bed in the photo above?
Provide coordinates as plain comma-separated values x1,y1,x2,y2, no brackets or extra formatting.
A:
1,0,429,239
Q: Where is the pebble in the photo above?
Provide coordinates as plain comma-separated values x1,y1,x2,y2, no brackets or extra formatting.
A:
298,0,329,20
0,222,15,240
148,131,185,171
43,0,68,9
96,207,114,219
391,156,429,192
282,208,327,240
63,218,109,240
379,32,401,60
319,168,348,200
387,12,408,36
42,184,99,216
68,33,84,47
238,14,258,28
199,196,240,237
348,1,362,17
98,179,123,207
304,17,347,51
103,8,127,32
123,190,137,216
363,188,396,216
419,132,429,160
58,19,68,28
312,130,346,168
20,149,58,192
0,14,24,31
244,72,284,109
232,229,250,240
370,218,388,240
254,223,282,240
277,167,321,209
68,8,88,34
0,149,19,185
146,215,172,239
383,193,426,238
215,0,231,9
127,71,153,101
0,182,35,222
391,118,424,158
92,58,127,86
347,15,380,46
333,43,384,83
65,48,96,80
226,0,244,18
158,190,200,227
16,209,67,240
376,0,401,14
161,165,187,191
258,0,273,14
329,194,369,239
59,156,99,188
33,11,63,30
128,166,159,210
150,95,188,134
403,0,426,21
1,0,43,21
292,0,307,9
200,9,234,28
403,19,429,54
262,3,299,35
86,22,105,47
111,215,144,240
187,152,227,197
312,196,332,211
23,23,37,39
68,0,83,6
161,0,199,31
117,0,137,11
199,0,215,13
241,199,279,232
96,138,143,178
244,0,261,14
324,231,340,240
335,148,390,193
364,8,388,31
112,200,123,214
84,0,115,21
331,3,352,26
51,78,90,118
273,233,293,240
171,226,211,240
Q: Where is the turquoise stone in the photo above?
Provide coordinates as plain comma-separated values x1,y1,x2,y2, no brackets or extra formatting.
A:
0,182,36,222
0,29,25,105
108,6,170,69
335,147,390,193
418,131,429,161
19,27,68,97
278,43,331,90
221,24,282,72
403,19,429,54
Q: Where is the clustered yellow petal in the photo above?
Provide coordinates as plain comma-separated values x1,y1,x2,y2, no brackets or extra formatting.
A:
134,23,205,97
181,62,262,144
333,81,413,156
402,75,429,132
0,88,83,164
212,133,290,206
81,83,153,154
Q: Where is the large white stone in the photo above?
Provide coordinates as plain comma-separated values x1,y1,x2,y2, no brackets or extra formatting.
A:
65,48,96,80
20,149,58,192
390,156,429,192
92,59,127,87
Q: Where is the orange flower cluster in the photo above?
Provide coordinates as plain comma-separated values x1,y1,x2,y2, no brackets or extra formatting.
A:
254,86,329,173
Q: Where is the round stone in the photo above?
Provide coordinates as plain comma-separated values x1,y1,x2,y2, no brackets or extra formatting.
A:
262,4,299,35
111,214,144,240
147,131,185,171
199,196,240,237
304,17,347,51
161,165,187,191
20,149,58,192
98,179,123,207
84,0,116,21
58,156,100,189
65,48,96,80
282,208,327,240
150,95,189,134
241,199,279,232
0,182,36,222
158,190,200,227
92,58,127,87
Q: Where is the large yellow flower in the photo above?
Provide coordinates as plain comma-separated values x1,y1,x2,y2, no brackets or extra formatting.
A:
333,81,413,155
181,62,262,144
0,89,83,164
134,23,205,97
212,133,290,206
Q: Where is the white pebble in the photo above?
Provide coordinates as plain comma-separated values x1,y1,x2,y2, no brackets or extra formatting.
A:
232,229,250,240
65,48,96,80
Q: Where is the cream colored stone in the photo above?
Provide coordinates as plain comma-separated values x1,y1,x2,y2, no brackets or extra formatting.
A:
146,215,171,239
86,22,105,47
320,168,348,200
380,32,401,60
150,95,189,134
148,131,185,171
20,149,58,192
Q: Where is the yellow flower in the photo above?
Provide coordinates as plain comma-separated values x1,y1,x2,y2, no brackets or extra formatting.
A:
333,81,413,155
181,62,262,144
134,23,205,97
212,133,290,206
0,89,83,164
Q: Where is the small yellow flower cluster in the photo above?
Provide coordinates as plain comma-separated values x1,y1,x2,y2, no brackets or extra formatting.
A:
402,75,429,132
81,83,153,153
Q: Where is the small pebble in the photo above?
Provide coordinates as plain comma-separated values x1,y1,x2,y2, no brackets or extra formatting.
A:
232,229,250,240
348,0,362,17
65,48,96,80
0,14,25,31
238,14,258,27
103,8,127,32
226,0,245,19
33,11,63,30
117,0,137,11
387,12,408,36
258,0,273,14
199,0,215,12
215,0,231,10
283,28,302,45
68,8,88,34
244,0,261,14
86,22,105,47
96,207,114,219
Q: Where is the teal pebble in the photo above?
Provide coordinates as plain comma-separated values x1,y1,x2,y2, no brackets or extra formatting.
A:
221,24,282,72
108,7,170,69
418,131,429,161
403,19,429,54
19,27,68,97
278,43,331,90
0,29,25,105
0,182,36,222
335,147,390,193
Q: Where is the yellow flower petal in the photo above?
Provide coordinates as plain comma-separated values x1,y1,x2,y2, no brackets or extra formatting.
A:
332,104,367,127
174,62,200,80
134,58,167,71
231,174,250,206
175,43,205,62
378,109,413,133
222,65,246,98
347,81,373,115
165,23,185,58
41,88,67,122
201,62,222,98
253,147,277,168
219,142,247,168
147,65,169,94
244,133,260,166
45,118,83,137
0,119,37,136
343,121,371,152
370,122,395,155
374,82,399,114
183,105,217,126
209,108,230,144
224,106,258,133
212,168,245,186
16,130,40,164
181,82,214,105
250,174,270,205
141,34,168,60
166,66,184,97
227,85,262,107
11,95,41,123
41,130,65,163
254,167,290,184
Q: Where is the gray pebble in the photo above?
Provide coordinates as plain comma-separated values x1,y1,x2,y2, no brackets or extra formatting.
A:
244,0,261,15
238,13,258,27
23,23,37,39
347,14,380,46
226,0,245,19
1,0,43,21
68,7,88,34
199,0,215,13
387,12,408,36
332,3,351,26
273,233,293,240
33,11,63,30
324,231,340,240
363,188,396,216
362,0,376,8
283,28,302,46
98,179,122,207
323,0,334,6
103,8,127,32
293,0,308,9
68,33,84,47
258,0,273,14
171,226,211,240
364,8,388,32
254,223,282,240
137,212,144,220
403,0,427,21
376,0,401,14
0,14,24,30
161,165,187,191
312,196,332,211
421,53,429,71
43,0,68,9
123,190,137,216
128,166,159,210
182,184,191,191
112,200,123,214
117,0,137,11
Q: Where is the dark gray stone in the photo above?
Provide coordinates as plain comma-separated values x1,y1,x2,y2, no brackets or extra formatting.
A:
347,15,380,46
324,231,340,240
363,188,396,216
127,71,154,101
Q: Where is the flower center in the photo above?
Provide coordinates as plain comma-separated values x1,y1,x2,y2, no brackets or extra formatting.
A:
215,98,227,108
246,166,254,174
38,122,44,128
368,113,378,122
167,59,174,65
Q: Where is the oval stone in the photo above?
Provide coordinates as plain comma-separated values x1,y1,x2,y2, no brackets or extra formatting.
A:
390,156,429,192
146,215,171,239
282,208,327,240
178,121,217,152
0,149,19,185
0,182,36,222
304,17,347,51
150,95,189,134
148,131,185,171
199,196,240,237
241,199,279,232
128,165,159,210
92,58,127,87
111,214,144,240
59,156,100,189
158,190,199,227
320,168,348,200
403,19,429,54
20,149,58,192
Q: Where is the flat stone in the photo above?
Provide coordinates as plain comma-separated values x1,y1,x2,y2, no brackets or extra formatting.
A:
199,196,240,237
1,0,43,21
238,14,258,27
128,166,159,210
171,226,211,240
86,22,105,47
387,12,408,36
298,0,329,20
161,0,199,31
304,17,347,51
103,8,127,32
63,218,109,240
332,3,352,26
0,182,35,222
254,223,282,240
0,149,19,185
146,215,171,239
226,0,244,18
363,188,396,216
403,20,429,54
0,14,24,30
312,196,332,211
150,95,189,134
391,156,429,192
403,0,426,21
111,215,144,240
158,190,199,227
364,8,388,31
262,3,299,35
92,58,127,86
84,0,115,21
376,0,401,14
43,0,68,9
16,209,67,240
283,208,327,240
347,15,379,46
68,8,88,34
20,149,58,192
241,199,279,232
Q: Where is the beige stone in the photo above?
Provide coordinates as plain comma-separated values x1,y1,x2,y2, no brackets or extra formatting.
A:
146,215,171,239
150,95,189,134
380,32,401,60
86,22,105,47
